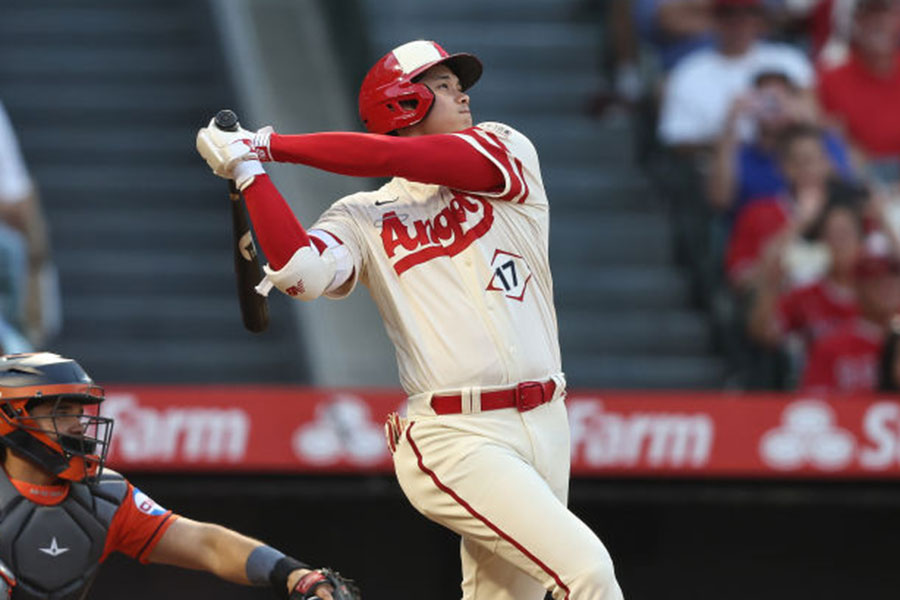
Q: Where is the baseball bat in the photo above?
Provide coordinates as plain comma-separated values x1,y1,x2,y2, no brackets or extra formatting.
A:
214,109,269,333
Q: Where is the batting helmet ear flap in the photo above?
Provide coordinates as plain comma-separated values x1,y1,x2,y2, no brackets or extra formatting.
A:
359,40,482,134
364,77,436,135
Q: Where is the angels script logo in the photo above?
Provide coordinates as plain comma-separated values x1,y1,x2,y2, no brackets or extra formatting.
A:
380,193,494,275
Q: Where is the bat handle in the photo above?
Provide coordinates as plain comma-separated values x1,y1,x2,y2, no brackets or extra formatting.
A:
214,108,239,132
214,109,241,194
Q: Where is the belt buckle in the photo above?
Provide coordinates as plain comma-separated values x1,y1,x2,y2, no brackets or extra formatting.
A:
515,381,544,412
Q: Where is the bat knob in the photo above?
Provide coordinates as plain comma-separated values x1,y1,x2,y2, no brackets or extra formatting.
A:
215,109,239,132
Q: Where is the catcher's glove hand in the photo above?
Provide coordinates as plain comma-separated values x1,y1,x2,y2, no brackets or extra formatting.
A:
289,568,360,600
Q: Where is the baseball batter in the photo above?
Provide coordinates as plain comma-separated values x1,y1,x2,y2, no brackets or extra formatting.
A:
0,352,358,600
197,40,624,600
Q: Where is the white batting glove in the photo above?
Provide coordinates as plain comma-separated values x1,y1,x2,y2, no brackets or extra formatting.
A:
196,118,272,190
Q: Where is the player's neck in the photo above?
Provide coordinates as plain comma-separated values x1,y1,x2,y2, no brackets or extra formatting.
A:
3,451,58,485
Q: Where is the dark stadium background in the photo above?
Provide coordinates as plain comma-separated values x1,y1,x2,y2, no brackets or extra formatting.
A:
1,0,899,599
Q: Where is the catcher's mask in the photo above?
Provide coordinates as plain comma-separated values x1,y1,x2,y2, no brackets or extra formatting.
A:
358,39,482,134
0,352,113,482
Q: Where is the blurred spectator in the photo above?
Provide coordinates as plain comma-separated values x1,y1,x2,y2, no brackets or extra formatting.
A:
0,100,58,351
586,0,647,114
610,0,645,104
877,319,900,390
634,0,715,72
706,70,853,214
725,124,844,290
747,201,861,353
818,0,900,186
658,0,814,149
802,243,900,392
814,0,860,65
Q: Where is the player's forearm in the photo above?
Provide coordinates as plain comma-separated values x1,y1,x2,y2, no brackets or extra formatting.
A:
268,131,503,192
150,520,257,584
206,526,261,584
242,176,346,301
150,519,309,593
242,174,311,270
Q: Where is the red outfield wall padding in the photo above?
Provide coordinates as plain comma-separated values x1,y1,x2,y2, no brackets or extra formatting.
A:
102,386,900,478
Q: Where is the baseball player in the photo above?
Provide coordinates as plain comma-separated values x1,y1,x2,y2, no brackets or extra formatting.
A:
0,352,358,600
196,40,623,600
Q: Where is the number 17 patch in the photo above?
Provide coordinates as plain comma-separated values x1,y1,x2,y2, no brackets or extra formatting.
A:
486,249,533,301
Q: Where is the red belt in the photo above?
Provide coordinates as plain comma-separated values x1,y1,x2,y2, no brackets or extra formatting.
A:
430,379,557,415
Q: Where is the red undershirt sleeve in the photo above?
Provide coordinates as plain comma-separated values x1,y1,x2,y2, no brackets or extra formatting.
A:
268,131,505,193
241,175,311,270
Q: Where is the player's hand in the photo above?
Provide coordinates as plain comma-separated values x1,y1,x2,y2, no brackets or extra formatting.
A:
287,567,360,600
196,117,255,176
203,118,274,160
196,118,273,189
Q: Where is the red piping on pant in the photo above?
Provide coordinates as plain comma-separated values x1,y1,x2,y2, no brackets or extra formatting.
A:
405,422,571,600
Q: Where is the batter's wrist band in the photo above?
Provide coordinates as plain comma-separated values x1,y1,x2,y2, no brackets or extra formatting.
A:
253,129,273,162
269,555,311,599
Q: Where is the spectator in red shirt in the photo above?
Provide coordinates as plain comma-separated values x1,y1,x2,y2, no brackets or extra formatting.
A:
818,0,900,184
747,200,863,352
0,352,353,600
802,247,900,393
726,123,837,290
706,69,853,216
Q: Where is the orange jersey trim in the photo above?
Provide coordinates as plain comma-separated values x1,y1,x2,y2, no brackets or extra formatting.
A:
9,477,69,506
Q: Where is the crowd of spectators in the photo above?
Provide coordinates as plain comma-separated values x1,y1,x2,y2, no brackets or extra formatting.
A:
599,0,900,393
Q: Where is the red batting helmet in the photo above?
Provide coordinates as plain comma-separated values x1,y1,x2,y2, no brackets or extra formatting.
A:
358,40,483,134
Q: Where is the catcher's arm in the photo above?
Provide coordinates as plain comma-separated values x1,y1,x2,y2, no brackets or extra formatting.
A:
147,517,358,599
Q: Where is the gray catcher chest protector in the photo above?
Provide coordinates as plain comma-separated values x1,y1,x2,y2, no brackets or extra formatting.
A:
0,469,127,600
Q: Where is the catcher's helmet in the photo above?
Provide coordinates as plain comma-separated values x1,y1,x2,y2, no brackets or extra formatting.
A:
358,40,482,134
0,352,113,482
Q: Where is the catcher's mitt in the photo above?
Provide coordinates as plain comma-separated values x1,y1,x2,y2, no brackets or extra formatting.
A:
289,568,360,600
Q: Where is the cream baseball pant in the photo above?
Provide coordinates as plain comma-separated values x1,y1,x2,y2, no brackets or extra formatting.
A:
390,395,624,600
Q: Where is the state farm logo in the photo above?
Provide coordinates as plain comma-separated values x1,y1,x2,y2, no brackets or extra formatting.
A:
568,399,713,468
760,400,855,470
104,394,249,462
380,193,494,276
292,394,388,465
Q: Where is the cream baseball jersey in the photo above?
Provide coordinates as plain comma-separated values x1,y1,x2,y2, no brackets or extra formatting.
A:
310,122,561,396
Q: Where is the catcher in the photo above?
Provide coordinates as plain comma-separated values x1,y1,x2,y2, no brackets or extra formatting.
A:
0,352,359,600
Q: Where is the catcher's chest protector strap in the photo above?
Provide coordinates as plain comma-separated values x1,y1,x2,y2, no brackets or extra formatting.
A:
0,469,128,600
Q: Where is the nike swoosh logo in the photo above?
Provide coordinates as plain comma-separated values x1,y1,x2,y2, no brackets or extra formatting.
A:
375,197,399,206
